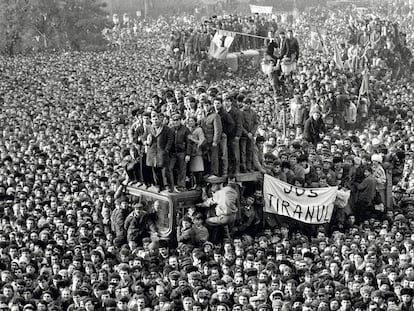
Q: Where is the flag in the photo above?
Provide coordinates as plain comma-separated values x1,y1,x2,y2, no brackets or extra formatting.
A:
208,31,235,59
349,14,354,27
315,27,329,55
359,69,369,96
333,42,343,70
310,26,328,54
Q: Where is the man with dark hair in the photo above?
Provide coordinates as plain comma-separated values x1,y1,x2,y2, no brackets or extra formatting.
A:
169,114,191,192
192,213,209,246
240,97,258,172
33,274,59,300
145,111,174,192
201,100,223,178
214,97,235,177
223,95,243,175
129,111,153,187
110,198,129,246
287,29,299,61
303,107,326,145
124,203,155,250
278,31,290,59
355,166,377,223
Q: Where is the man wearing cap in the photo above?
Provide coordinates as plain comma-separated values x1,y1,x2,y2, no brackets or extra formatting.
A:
168,270,181,290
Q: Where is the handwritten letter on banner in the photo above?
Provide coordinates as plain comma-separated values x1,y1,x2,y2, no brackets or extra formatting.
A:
263,174,338,224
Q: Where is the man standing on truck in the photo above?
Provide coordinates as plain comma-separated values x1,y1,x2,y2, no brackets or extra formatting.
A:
145,111,174,192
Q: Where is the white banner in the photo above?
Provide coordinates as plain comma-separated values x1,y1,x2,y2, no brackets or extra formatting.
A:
250,5,273,14
310,26,327,52
263,174,338,224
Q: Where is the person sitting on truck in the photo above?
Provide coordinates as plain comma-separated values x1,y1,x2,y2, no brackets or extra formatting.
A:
198,183,239,240
124,202,156,250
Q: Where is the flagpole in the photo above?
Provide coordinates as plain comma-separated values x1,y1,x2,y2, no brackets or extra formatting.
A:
357,92,362,109
357,65,368,108
215,28,269,40
357,69,362,108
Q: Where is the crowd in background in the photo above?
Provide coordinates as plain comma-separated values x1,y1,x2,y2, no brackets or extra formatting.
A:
2,1,414,311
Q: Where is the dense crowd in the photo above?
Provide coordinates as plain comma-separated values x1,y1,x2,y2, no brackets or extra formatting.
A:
2,1,414,311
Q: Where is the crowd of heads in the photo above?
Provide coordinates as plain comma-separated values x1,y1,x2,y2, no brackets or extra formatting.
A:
2,1,414,311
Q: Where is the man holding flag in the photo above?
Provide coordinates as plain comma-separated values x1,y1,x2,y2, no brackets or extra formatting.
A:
310,26,328,55
357,68,370,128
316,26,329,55
333,42,344,70
359,68,369,98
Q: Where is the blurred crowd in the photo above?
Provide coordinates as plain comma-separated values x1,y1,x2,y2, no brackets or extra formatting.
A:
2,1,414,311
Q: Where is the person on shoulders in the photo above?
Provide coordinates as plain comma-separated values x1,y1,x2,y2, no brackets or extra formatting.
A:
303,107,326,145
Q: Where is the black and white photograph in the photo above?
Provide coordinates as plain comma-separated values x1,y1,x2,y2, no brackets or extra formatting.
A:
0,0,413,310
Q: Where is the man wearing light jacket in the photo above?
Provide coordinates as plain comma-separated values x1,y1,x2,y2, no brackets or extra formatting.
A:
201,100,223,177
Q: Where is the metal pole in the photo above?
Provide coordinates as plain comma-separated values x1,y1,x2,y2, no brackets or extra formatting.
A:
144,0,148,18
282,105,286,138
